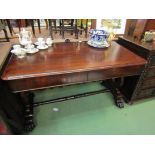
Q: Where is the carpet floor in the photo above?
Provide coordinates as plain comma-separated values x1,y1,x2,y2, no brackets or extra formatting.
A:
28,82,155,135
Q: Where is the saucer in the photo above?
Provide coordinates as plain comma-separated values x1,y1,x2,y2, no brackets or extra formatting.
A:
87,40,110,48
35,42,39,46
35,42,46,46
10,48,27,54
37,45,48,50
26,48,39,54
10,49,16,54
10,48,27,58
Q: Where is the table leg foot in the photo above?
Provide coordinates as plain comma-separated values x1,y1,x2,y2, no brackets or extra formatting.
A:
114,89,124,108
102,80,124,108
24,120,36,132
20,92,35,132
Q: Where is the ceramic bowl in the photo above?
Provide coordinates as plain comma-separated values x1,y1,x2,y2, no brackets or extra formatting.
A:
89,29,109,44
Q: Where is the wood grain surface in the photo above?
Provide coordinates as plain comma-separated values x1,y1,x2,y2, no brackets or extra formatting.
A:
2,41,146,80
1,41,147,92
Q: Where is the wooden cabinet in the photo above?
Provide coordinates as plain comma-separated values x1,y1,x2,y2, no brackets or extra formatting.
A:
117,36,155,103
124,19,155,40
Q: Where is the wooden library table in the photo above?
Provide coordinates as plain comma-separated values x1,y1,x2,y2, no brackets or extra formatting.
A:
1,41,146,131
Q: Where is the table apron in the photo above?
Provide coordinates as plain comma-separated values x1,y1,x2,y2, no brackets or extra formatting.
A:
5,65,144,92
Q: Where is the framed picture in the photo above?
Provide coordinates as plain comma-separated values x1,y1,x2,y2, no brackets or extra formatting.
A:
96,19,126,34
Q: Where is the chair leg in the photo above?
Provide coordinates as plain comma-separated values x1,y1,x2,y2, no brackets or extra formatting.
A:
61,19,65,39
44,19,48,30
30,20,35,37
80,19,83,35
53,20,57,33
6,19,13,36
70,19,74,35
16,20,21,32
75,19,78,39
3,29,9,42
59,20,62,35
85,19,88,38
37,19,41,34
48,20,53,39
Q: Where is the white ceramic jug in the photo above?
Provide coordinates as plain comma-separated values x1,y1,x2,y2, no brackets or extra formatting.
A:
16,28,32,45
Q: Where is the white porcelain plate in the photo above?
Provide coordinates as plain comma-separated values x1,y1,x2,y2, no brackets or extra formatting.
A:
10,48,27,54
26,48,39,54
87,40,110,48
37,45,48,50
10,49,16,54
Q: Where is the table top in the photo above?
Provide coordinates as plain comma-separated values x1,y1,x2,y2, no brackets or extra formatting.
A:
1,41,147,81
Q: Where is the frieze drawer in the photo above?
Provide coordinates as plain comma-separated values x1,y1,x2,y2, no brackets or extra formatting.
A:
146,66,155,77
141,78,155,89
7,72,88,92
136,88,155,99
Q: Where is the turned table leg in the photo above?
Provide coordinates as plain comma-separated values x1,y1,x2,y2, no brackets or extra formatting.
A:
20,92,35,131
102,80,124,108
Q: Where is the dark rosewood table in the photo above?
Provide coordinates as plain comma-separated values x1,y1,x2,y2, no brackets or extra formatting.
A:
1,41,146,131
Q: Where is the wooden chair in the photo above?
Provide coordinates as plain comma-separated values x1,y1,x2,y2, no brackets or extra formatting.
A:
3,19,49,38
30,19,52,37
16,19,45,36
4,19,34,36
0,20,9,42
60,19,78,39
4,19,37,37
48,19,61,39
6,19,14,36
29,19,41,36
77,19,88,38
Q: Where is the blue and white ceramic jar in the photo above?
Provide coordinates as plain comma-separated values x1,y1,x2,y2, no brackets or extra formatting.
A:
88,29,110,48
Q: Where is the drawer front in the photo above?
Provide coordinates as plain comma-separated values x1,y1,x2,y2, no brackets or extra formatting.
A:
87,66,143,82
136,88,155,99
7,72,87,92
146,67,155,77
141,78,155,89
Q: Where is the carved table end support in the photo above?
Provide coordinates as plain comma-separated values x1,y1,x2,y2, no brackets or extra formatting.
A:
102,80,124,108
20,92,35,132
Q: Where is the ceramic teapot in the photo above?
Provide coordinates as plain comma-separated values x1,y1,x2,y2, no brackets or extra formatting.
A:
16,28,32,46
